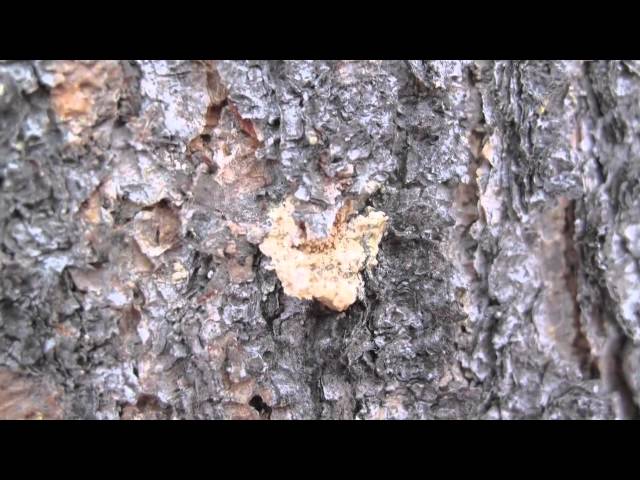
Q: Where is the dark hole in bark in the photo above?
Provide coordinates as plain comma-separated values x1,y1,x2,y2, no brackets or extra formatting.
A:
249,395,272,417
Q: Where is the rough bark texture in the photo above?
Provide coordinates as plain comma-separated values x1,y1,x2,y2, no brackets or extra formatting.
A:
1,60,639,419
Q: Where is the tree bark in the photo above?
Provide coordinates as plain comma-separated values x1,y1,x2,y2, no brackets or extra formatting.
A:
1,60,638,419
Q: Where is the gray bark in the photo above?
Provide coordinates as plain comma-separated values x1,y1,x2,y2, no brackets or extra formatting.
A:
1,60,638,419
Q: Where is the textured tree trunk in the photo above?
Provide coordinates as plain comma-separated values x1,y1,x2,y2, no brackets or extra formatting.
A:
1,60,638,419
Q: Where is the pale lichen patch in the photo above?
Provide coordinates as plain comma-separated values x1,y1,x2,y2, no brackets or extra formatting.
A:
259,197,387,312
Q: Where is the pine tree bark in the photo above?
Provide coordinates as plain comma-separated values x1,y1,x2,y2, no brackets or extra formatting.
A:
1,60,638,419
